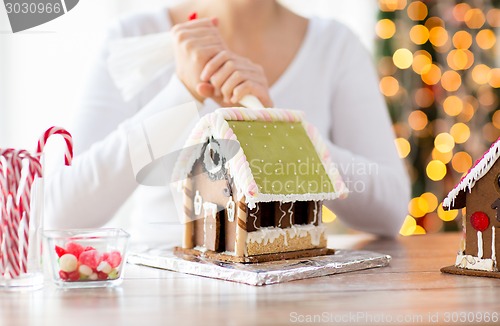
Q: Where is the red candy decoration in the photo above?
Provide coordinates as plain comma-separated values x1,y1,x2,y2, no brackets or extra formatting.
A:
67,270,80,281
78,250,101,269
188,12,197,21
106,251,122,268
66,242,85,259
97,272,108,280
59,270,69,280
55,245,67,258
470,211,490,232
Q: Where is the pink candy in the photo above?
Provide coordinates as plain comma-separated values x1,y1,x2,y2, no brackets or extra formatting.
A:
55,242,123,282
78,250,101,269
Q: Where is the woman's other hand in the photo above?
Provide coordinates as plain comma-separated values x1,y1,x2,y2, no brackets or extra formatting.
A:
199,50,273,107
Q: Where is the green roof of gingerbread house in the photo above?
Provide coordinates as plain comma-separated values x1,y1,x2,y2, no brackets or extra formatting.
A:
229,120,335,196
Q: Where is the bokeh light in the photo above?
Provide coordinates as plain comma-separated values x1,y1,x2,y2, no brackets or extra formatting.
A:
421,64,441,85
322,205,337,223
451,151,472,173
410,25,429,44
452,30,473,49
426,160,447,181
393,48,414,69
395,137,411,158
376,19,397,39
464,8,486,29
489,68,500,88
438,204,458,221
412,50,432,75
379,0,408,12
379,76,400,96
432,147,453,164
429,26,448,47
420,192,438,213
450,122,470,144
408,110,428,130
399,215,417,236
407,1,428,21
434,133,455,153
441,70,462,92
443,95,463,116
471,64,491,85
414,87,434,107
475,29,496,50
452,3,471,22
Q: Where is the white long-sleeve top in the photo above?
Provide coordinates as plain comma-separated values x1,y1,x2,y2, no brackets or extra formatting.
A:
45,8,410,242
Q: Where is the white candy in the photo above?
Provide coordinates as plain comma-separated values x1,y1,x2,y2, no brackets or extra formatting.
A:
79,264,93,276
89,273,98,281
97,261,112,274
59,254,78,272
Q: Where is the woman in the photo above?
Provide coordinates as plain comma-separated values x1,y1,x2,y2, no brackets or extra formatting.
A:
45,0,410,241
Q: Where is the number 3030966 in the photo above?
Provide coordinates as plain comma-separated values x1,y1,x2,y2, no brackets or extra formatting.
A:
5,2,62,14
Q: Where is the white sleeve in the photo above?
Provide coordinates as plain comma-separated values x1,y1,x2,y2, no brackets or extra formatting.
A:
44,22,197,229
325,32,410,237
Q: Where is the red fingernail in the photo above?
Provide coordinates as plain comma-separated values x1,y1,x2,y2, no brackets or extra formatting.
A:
188,12,197,21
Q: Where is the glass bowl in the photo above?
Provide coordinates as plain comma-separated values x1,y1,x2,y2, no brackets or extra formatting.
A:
44,228,130,288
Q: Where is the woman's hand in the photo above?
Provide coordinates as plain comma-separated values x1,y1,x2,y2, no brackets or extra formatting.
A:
199,50,273,107
171,18,226,102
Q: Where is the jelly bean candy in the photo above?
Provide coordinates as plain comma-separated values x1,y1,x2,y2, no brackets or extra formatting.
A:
65,242,85,259
55,245,67,258
59,270,69,280
59,254,78,272
106,251,122,268
108,269,119,280
78,250,101,269
68,270,80,281
78,264,93,276
97,261,112,274
89,273,98,281
97,272,108,280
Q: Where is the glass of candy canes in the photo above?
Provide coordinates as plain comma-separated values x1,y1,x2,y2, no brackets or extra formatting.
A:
0,127,73,290
44,228,129,288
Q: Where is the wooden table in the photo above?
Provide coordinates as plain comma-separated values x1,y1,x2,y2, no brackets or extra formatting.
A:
2,233,500,326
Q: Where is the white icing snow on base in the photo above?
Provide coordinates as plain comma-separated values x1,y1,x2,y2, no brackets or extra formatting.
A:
246,224,326,247
455,254,496,272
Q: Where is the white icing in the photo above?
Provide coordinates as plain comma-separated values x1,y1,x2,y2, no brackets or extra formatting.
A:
288,202,294,226
312,201,319,225
246,224,326,247
226,199,235,222
455,254,496,271
250,204,260,230
277,203,286,227
194,191,202,215
443,140,500,209
203,202,217,220
492,226,496,265
478,230,483,259
246,226,288,246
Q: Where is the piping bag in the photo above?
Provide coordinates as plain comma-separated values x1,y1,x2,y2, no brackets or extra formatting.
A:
107,12,264,108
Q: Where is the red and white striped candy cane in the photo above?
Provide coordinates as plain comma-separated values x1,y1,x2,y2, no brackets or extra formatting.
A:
36,127,73,166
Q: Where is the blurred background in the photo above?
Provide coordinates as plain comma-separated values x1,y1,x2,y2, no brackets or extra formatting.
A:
1,0,499,235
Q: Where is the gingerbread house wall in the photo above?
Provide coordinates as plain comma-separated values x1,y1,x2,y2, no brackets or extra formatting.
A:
465,160,500,265
187,160,238,252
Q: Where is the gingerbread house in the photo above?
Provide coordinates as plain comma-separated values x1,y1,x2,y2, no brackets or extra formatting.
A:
173,107,348,263
442,138,500,277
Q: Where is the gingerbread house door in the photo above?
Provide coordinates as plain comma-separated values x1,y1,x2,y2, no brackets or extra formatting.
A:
203,203,225,252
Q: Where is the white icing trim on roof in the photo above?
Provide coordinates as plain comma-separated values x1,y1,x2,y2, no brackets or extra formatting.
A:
443,138,500,209
172,107,348,209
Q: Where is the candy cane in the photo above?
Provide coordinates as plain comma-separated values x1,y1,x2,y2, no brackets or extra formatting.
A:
36,127,73,166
